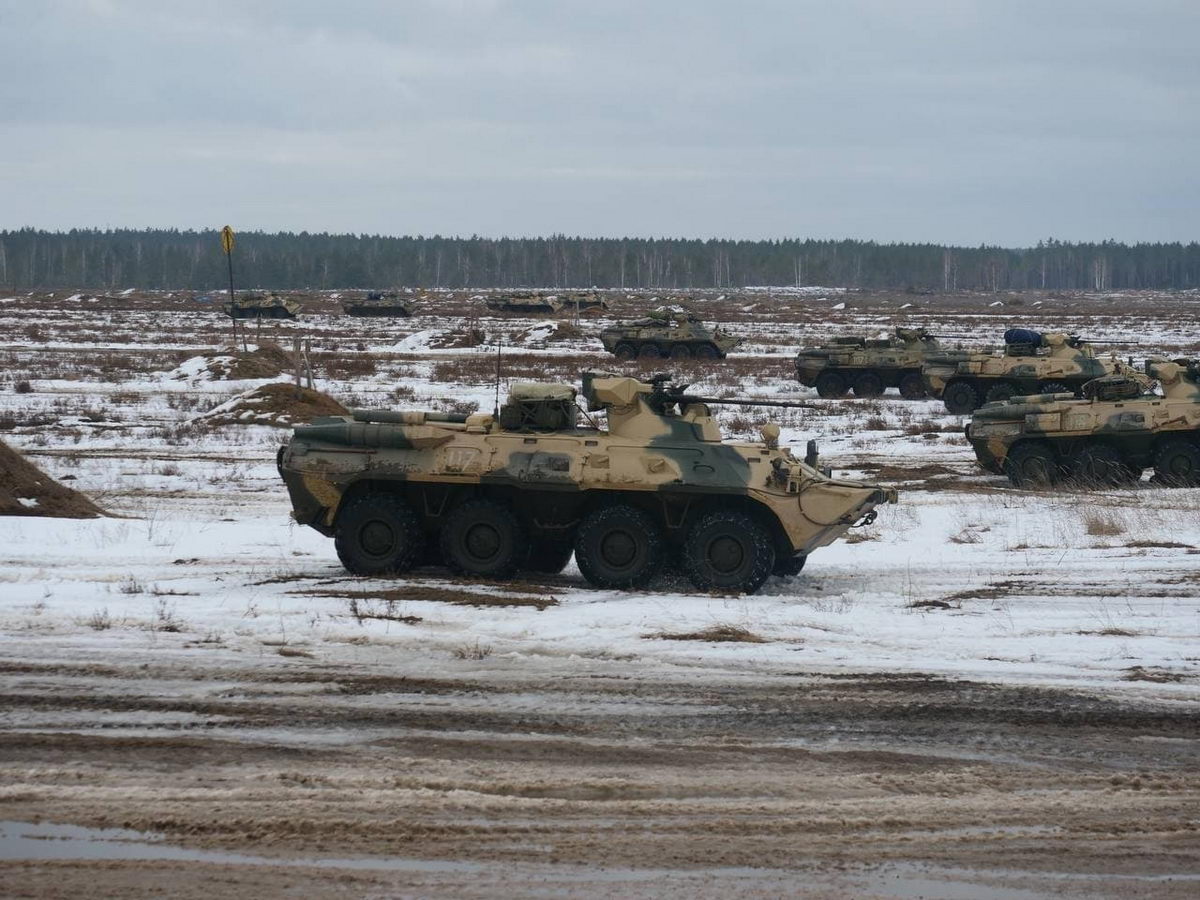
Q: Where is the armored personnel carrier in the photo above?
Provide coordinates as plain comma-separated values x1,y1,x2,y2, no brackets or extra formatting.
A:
342,291,414,317
795,327,950,399
277,372,895,594
223,292,301,319
485,292,564,314
967,359,1200,488
923,329,1136,414
600,311,741,360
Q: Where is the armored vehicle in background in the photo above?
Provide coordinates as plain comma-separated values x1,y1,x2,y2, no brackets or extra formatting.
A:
223,292,301,319
485,292,564,314
600,311,741,361
923,329,1136,414
967,359,1200,488
559,291,609,312
795,327,952,399
342,291,414,317
278,372,895,595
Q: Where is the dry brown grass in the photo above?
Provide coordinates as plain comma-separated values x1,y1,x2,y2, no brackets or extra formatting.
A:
647,624,766,643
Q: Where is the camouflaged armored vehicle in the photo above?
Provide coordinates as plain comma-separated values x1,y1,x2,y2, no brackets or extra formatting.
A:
342,291,414,317
795,327,954,399
223,292,301,319
277,372,895,594
967,359,1200,488
485,292,564,314
600,311,741,361
923,329,1136,414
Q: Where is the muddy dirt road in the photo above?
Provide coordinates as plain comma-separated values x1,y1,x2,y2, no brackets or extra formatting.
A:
1,649,1197,898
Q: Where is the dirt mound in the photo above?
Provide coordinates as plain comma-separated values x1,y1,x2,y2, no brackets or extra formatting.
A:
171,343,293,381
0,438,105,518
196,383,349,428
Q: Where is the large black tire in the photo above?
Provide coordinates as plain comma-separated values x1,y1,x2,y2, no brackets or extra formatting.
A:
852,371,885,398
613,342,637,361
670,344,693,360
985,382,1017,404
1004,441,1058,489
1040,381,1071,396
440,498,526,579
1072,442,1139,488
683,510,775,595
815,371,847,399
334,493,425,576
898,373,926,400
525,539,575,574
638,343,661,360
694,344,719,360
943,380,980,415
1154,439,1200,487
574,504,666,589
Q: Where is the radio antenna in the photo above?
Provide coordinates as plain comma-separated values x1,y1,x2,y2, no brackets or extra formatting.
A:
493,339,502,417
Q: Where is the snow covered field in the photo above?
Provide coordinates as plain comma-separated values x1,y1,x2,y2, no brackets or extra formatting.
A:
1,289,1198,896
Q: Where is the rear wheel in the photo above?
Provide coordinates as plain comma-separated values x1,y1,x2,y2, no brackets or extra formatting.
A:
943,380,980,415
1004,441,1058,489
985,382,1017,404
574,505,666,589
898,373,926,399
335,493,424,576
613,342,637,361
670,344,693,360
815,371,847,399
852,371,885,398
695,344,719,360
1071,443,1138,488
683,510,775,595
440,498,526,579
1040,381,1071,396
638,343,661,360
1154,439,1200,487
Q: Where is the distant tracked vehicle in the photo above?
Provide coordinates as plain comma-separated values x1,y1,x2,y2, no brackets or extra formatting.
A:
967,359,1200,488
485,292,564,314
278,372,895,595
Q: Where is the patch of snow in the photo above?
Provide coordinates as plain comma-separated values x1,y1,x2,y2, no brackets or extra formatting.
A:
832,302,846,310
17,497,38,508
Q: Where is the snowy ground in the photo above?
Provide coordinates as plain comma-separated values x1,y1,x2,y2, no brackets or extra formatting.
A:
1,289,1198,896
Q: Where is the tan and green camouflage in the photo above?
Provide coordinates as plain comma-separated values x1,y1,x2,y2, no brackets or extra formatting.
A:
966,359,1200,488
484,292,565,314
341,291,414,317
923,332,1137,414
795,327,957,399
223,292,301,319
600,311,741,361
277,372,895,594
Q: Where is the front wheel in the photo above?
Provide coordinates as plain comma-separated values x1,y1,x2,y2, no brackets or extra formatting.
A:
772,554,806,577
613,342,637,361
943,380,980,415
683,510,775,595
334,493,425,576
815,371,847,399
574,505,666,589
1039,381,1071,396
985,382,1017,404
1004,441,1059,489
1154,439,1200,487
440,498,526,578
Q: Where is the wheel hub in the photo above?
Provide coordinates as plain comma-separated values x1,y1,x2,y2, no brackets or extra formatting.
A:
465,523,501,560
707,535,745,574
360,520,395,557
600,529,637,568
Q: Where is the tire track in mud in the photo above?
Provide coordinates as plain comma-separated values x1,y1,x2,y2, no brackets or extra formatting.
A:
1,653,1198,896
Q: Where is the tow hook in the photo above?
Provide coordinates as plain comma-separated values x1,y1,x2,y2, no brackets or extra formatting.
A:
851,509,878,528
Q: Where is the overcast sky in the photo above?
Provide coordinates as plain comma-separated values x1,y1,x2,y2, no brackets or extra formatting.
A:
1,0,1197,244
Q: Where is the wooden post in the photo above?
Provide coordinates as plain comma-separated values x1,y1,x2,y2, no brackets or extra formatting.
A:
293,336,302,390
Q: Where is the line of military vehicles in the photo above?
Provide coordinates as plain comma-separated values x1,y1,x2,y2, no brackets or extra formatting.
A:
268,290,1199,595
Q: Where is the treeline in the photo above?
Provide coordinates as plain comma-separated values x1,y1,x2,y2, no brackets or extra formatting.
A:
2,228,1199,292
